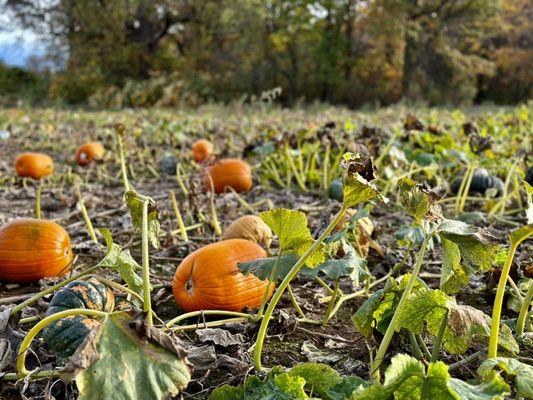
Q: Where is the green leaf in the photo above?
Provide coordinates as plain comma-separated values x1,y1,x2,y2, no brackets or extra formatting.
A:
260,208,325,267
98,229,143,296
448,376,510,400
437,219,496,274
524,180,532,225
124,191,161,249
509,225,533,247
440,237,471,294
395,289,448,334
301,241,367,282
397,178,443,223
288,363,340,398
353,274,427,336
238,254,299,281
478,357,533,398
341,153,387,208
326,377,368,400
61,313,191,400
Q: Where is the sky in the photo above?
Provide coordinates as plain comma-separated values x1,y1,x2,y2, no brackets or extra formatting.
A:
0,28,45,67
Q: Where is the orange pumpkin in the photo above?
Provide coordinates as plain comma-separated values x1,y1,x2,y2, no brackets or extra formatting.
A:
204,158,252,193
75,142,105,166
172,239,273,312
14,153,54,179
0,219,73,282
193,139,214,163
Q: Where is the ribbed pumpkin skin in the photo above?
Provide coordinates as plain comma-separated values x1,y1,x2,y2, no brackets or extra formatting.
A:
75,142,105,166
173,239,273,312
204,159,252,193
193,139,214,162
0,219,73,282
14,152,54,179
43,279,115,359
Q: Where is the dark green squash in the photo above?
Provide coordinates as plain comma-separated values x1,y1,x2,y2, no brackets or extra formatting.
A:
43,278,114,359
328,179,344,202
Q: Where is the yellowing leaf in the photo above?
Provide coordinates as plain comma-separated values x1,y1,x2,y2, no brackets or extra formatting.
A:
124,191,161,249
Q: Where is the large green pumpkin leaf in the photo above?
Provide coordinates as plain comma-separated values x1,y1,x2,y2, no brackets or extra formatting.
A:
98,228,143,296
260,208,325,267
124,191,161,249
288,363,340,398
478,357,533,398
238,254,299,281
351,354,509,400
437,220,496,271
440,237,471,294
61,313,191,400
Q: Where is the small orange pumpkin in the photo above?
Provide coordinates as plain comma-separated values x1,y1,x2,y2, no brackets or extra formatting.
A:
75,142,105,166
0,219,73,282
14,153,54,179
193,139,214,163
204,158,252,193
172,239,273,312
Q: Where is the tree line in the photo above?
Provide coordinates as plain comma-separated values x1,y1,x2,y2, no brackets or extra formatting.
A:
2,0,531,107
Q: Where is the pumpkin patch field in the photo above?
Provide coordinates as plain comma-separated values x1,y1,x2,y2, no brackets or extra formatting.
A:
0,105,531,400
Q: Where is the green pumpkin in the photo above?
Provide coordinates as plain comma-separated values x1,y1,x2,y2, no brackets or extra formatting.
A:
43,278,114,359
328,179,344,202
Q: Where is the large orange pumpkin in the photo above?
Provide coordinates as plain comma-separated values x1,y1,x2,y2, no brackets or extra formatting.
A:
204,158,252,193
193,139,214,163
14,153,54,179
172,239,273,311
75,142,105,166
0,219,73,282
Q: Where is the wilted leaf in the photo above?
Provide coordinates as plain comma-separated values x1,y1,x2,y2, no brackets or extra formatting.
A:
124,191,161,249
196,328,243,347
478,358,533,398
469,134,493,154
260,209,325,267
301,340,341,363
239,254,298,281
0,307,24,372
341,153,387,208
397,178,443,222
437,219,496,275
0,338,11,373
61,312,191,400
404,114,424,131
98,229,143,296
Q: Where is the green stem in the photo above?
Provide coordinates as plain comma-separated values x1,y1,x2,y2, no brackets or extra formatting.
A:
141,200,153,326
322,278,340,325
372,234,430,377
35,179,44,219
285,145,307,192
170,190,188,241
19,316,40,325
253,205,348,371
288,284,305,319
10,264,98,316
170,317,249,331
458,162,476,213
176,163,189,197
488,233,531,358
17,309,108,377
322,143,330,191
89,275,144,303
409,331,423,359
116,133,131,192
454,163,472,213
206,174,222,236
75,180,97,243
431,310,448,363
516,280,533,336
257,252,282,319
498,163,517,216
316,277,334,295
374,129,400,169
227,186,255,213
417,333,432,359
166,310,251,327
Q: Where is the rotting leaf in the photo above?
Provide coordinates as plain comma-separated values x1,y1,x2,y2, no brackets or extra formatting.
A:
469,134,493,154
404,114,424,131
98,229,143,296
260,208,325,267
61,312,191,400
0,338,12,373
196,328,244,347
341,153,387,208
124,190,161,249
397,177,443,223
0,307,24,372
301,340,341,363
